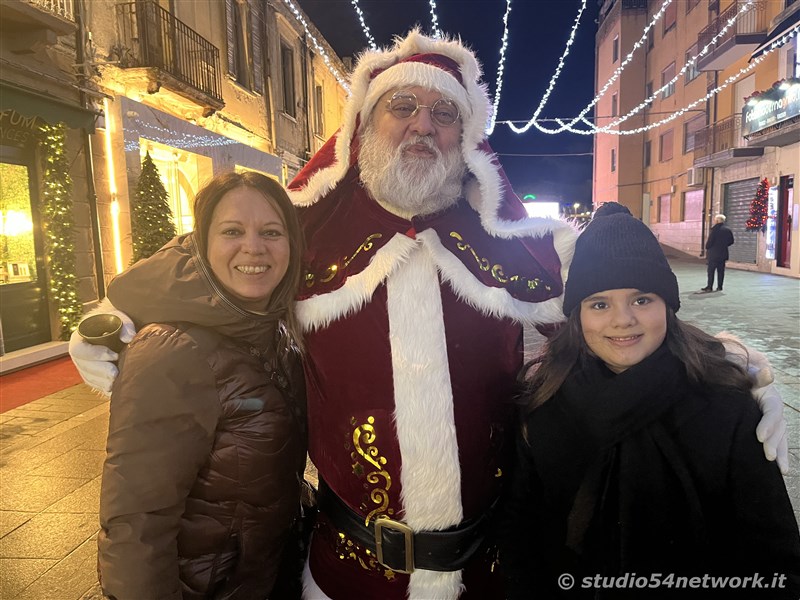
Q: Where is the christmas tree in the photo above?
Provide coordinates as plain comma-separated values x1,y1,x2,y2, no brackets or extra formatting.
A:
745,178,769,231
131,152,177,261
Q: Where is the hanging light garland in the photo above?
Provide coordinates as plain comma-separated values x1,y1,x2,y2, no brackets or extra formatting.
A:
351,0,378,50
38,123,82,339
505,0,588,134
486,0,513,135
540,24,799,136
544,0,676,135
573,0,758,134
428,0,443,39
282,0,351,93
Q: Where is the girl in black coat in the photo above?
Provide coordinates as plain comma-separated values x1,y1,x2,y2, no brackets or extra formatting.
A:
500,210,800,599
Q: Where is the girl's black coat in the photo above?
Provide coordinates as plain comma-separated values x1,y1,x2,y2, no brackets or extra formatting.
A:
500,347,800,599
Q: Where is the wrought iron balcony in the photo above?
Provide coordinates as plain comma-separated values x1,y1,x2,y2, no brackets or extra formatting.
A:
30,0,73,20
693,114,763,167
0,0,76,37
115,1,223,108
697,1,768,71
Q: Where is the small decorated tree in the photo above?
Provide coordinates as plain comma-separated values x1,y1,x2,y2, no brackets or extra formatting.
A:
131,152,177,261
745,178,769,231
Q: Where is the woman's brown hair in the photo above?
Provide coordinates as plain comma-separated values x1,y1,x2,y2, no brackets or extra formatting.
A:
192,171,304,349
521,305,753,420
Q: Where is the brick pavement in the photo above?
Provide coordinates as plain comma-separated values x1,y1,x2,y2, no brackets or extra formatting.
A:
0,259,797,599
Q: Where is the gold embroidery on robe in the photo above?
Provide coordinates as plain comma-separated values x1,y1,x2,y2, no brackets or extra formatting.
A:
450,231,552,292
305,233,383,288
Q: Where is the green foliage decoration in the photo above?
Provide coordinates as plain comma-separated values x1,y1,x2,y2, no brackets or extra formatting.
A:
39,123,82,339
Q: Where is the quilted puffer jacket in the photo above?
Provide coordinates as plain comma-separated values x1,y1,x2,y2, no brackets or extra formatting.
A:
98,234,306,600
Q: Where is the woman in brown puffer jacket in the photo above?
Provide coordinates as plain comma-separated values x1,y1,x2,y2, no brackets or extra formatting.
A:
97,172,307,599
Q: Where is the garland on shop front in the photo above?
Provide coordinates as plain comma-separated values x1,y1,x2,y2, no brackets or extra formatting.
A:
39,123,82,339
745,178,770,232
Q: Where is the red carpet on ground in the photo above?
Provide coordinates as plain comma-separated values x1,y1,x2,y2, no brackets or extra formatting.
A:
0,356,83,413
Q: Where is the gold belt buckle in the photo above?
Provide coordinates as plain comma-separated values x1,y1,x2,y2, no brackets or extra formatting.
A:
374,516,415,574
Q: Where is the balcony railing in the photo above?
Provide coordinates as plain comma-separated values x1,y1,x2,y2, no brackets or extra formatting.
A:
29,0,74,21
116,1,222,103
693,114,746,159
698,0,767,55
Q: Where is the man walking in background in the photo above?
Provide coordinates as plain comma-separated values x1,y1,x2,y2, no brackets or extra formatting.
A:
702,213,734,292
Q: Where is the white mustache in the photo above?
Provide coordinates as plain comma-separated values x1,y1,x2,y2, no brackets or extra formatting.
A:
400,136,439,156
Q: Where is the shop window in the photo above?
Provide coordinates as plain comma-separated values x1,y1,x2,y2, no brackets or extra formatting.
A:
0,163,36,285
141,140,211,235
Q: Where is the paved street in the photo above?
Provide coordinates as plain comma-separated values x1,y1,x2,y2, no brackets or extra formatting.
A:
1,259,798,599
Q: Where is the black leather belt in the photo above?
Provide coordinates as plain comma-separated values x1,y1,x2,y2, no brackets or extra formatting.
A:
317,480,494,574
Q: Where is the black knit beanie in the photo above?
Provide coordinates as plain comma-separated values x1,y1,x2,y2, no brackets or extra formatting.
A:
562,212,680,315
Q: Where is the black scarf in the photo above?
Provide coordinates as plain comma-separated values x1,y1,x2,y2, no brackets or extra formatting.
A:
554,344,711,577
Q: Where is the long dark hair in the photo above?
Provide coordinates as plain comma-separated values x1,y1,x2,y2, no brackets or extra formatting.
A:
192,171,304,349
520,306,753,417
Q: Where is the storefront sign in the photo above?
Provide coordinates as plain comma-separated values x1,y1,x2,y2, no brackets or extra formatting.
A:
0,109,42,148
765,187,779,261
742,79,800,137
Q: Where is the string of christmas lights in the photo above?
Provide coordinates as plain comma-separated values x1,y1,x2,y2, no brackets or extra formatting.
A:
508,0,754,136
351,0,377,51
282,0,351,93
123,119,242,153
506,0,588,134
486,0,513,135
494,21,798,137
38,123,82,338
553,24,800,136
428,0,443,39
544,0,675,134
578,0,757,134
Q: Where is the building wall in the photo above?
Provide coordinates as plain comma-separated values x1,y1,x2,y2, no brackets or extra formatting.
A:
594,0,799,277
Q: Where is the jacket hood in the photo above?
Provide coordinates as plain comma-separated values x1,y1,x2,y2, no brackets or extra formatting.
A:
107,234,279,350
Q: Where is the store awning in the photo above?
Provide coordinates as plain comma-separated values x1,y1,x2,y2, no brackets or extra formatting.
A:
0,82,100,132
750,7,800,60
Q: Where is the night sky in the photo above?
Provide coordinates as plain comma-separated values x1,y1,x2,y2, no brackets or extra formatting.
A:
296,0,601,206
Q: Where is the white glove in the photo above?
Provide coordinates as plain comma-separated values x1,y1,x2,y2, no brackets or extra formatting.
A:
752,382,788,475
716,332,788,475
69,298,137,396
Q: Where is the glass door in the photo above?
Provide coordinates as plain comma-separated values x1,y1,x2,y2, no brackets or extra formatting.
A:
0,148,51,353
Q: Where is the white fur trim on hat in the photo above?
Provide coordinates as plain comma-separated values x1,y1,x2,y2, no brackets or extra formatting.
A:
359,62,472,132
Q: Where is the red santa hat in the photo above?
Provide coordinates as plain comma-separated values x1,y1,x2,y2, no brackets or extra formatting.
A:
289,29,576,246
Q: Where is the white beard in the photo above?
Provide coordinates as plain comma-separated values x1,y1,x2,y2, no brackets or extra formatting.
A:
358,126,467,218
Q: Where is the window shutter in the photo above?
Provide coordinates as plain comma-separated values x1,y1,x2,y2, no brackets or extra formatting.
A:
226,0,237,78
250,0,264,93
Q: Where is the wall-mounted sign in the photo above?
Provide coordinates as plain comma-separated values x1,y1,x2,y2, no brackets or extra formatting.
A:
0,109,42,149
742,79,800,137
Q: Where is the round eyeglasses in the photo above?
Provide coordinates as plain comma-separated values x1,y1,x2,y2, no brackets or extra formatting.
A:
385,92,461,127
